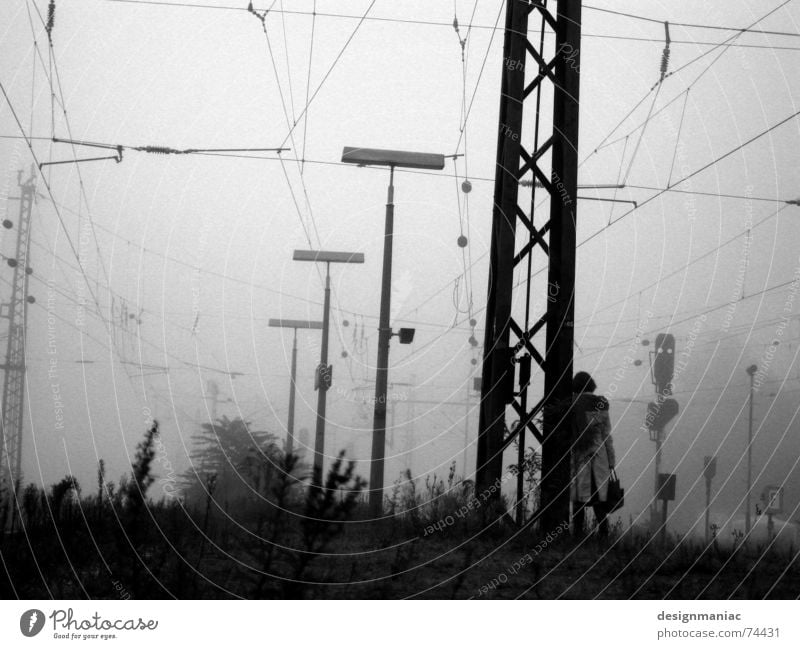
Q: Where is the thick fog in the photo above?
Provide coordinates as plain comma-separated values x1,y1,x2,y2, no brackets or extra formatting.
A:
2,0,800,540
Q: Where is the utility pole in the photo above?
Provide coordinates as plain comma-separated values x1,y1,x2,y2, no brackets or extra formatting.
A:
293,250,364,479
341,147,443,517
463,379,473,480
372,171,394,516
477,1,582,531
0,165,36,508
406,374,417,473
703,456,717,544
288,330,298,455
269,319,323,455
318,264,331,474
351,379,414,479
646,334,678,530
745,363,758,536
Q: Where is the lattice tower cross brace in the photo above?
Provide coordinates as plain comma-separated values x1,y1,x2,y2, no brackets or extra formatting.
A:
1,166,36,500
477,0,581,531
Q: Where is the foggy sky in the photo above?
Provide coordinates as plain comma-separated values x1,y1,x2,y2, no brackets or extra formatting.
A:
2,0,800,534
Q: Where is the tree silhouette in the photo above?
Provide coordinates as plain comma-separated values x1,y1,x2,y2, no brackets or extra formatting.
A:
184,416,282,505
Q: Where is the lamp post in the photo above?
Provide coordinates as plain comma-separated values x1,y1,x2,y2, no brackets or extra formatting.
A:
268,319,323,455
341,146,444,517
703,455,717,544
745,363,758,536
293,250,364,478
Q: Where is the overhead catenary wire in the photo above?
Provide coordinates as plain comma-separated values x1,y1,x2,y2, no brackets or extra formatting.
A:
4,3,800,521
300,0,316,174
273,0,377,151
452,0,505,158
107,0,800,40
117,137,796,329
619,22,669,183
47,136,289,156
21,269,251,379
399,0,794,331
400,154,800,366
584,3,800,37
0,78,135,386
278,0,296,126
450,4,475,327
34,191,478,334
625,184,788,204
578,276,800,362
23,0,173,402
587,0,793,161
26,1,121,329
10,0,798,413
666,90,691,187
574,204,790,327
595,107,800,241
247,1,317,245
247,1,360,387
24,100,786,343
24,224,238,377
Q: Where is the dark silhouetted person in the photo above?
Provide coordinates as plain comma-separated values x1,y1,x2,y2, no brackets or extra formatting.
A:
570,371,616,540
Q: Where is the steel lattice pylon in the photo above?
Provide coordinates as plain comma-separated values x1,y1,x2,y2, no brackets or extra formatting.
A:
477,0,581,531
0,167,35,508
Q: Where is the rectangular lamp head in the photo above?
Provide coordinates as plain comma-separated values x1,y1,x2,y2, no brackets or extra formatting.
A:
398,327,415,344
341,147,445,170
293,250,365,264
268,319,323,330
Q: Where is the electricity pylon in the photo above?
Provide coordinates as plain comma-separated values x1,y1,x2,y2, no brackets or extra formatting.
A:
0,166,36,506
477,0,582,531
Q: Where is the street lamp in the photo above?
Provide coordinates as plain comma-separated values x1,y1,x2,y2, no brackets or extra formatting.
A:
293,249,364,478
268,318,323,455
341,146,445,517
703,455,717,544
745,363,758,536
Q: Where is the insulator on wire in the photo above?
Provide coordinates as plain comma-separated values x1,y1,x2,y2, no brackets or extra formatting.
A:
140,145,179,155
660,49,671,78
453,15,466,51
659,21,671,82
46,1,55,42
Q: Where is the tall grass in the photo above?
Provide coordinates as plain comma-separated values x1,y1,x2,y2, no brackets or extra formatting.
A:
2,424,798,599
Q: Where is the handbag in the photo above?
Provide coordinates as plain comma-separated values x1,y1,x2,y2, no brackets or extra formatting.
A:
606,469,624,513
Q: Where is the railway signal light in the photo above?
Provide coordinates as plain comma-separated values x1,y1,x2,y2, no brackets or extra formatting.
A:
652,333,675,396
646,397,679,439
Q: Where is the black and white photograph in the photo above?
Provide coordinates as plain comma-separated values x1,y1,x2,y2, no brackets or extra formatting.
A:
1,0,800,642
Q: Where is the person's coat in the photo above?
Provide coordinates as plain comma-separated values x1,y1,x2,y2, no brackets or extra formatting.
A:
570,392,616,504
